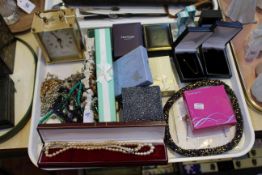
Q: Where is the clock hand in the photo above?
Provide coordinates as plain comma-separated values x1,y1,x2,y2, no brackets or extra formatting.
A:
57,39,63,49
50,32,63,48
50,32,61,40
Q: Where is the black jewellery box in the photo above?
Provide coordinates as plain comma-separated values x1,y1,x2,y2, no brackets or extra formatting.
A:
198,10,222,26
0,42,16,75
173,26,213,82
201,21,242,78
0,15,16,75
0,76,15,129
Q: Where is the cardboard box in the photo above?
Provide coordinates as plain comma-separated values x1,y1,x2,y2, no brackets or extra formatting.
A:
183,85,236,131
112,23,143,58
143,24,172,51
95,28,117,122
149,56,176,96
122,86,164,122
114,46,153,97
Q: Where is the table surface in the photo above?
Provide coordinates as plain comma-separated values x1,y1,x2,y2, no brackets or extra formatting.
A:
0,1,261,150
0,33,37,150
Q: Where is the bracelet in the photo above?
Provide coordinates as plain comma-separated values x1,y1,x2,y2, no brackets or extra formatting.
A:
164,80,244,156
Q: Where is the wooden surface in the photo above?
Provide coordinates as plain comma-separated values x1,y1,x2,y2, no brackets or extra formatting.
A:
0,33,38,150
219,0,262,112
219,0,262,129
8,0,45,34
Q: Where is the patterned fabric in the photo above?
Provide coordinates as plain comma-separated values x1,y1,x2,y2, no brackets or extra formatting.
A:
0,15,15,49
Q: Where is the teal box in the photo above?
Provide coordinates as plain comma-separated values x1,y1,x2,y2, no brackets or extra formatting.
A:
95,28,117,122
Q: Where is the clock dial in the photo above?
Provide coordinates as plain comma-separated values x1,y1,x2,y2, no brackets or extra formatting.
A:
40,29,79,60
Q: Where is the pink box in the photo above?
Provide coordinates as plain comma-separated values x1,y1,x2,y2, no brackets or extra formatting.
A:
183,85,236,131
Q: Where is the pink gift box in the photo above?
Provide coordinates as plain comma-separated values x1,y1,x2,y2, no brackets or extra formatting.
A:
183,85,236,131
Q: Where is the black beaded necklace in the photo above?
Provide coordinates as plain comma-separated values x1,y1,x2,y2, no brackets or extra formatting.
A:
163,80,244,156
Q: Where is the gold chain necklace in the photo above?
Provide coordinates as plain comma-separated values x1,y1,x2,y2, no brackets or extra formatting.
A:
44,141,155,157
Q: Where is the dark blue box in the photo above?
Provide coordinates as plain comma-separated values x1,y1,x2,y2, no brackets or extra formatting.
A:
173,26,213,82
201,21,242,78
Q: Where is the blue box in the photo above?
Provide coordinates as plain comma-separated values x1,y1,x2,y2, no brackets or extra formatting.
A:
114,46,153,97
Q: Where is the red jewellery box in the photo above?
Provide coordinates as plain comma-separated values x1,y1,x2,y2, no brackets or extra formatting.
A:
37,121,167,168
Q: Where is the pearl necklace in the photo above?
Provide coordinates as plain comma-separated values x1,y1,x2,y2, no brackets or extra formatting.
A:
44,141,155,157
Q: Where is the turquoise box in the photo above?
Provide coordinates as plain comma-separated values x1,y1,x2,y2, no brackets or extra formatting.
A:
95,28,117,122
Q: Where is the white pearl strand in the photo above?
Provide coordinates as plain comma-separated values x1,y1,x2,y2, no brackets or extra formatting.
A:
44,141,155,157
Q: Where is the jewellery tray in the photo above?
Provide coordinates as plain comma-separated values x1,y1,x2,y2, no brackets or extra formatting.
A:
37,121,167,168
29,51,167,169
29,0,254,169
201,21,242,78
219,0,262,113
173,26,213,82
29,33,255,169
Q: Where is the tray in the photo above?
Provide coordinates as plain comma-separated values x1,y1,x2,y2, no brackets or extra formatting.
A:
28,42,254,169
28,50,83,168
28,0,254,169
219,0,262,113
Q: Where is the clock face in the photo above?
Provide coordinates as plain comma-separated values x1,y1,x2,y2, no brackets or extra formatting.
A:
40,29,79,61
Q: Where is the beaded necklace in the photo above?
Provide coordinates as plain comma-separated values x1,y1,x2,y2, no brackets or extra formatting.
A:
164,80,243,156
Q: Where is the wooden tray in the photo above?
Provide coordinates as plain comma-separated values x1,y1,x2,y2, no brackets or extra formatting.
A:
219,0,262,113
8,0,45,34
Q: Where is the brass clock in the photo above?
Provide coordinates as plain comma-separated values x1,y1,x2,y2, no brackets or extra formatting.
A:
31,8,84,64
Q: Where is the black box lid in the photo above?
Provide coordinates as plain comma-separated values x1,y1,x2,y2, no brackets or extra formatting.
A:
0,15,15,49
112,23,143,58
198,10,222,26
202,21,243,49
174,26,213,53
0,41,16,75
